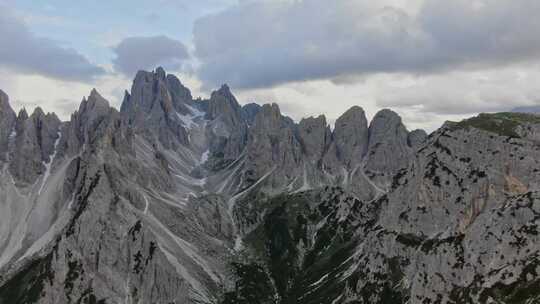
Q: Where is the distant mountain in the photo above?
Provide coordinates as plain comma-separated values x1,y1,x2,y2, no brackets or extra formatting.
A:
1,68,540,304
512,105,540,113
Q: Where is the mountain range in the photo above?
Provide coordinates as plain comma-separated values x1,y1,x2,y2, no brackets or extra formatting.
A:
1,67,540,303
512,105,540,114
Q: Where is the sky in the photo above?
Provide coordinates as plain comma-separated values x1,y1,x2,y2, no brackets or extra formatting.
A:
1,0,540,131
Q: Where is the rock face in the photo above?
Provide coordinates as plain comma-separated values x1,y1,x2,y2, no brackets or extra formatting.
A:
0,90,16,162
207,84,248,163
9,107,61,186
241,103,261,126
408,128,428,148
2,68,540,304
244,103,302,188
121,67,193,149
325,106,369,169
365,109,412,186
298,115,331,162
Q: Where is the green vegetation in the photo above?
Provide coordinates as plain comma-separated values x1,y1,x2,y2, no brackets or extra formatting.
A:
478,258,540,304
449,112,540,137
221,263,276,304
234,188,368,304
0,253,54,304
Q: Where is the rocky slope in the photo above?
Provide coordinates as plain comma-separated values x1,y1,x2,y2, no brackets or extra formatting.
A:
0,68,539,303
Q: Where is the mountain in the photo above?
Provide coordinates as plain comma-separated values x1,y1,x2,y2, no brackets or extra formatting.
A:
512,105,540,114
0,69,540,304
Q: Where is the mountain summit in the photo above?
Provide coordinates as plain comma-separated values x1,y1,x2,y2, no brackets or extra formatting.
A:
1,68,540,304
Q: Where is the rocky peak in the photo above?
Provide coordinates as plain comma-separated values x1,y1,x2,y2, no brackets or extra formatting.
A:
326,106,369,168
365,108,411,183
60,89,118,155
206,85,248,162
31,106,45,117
0,90,16,161
216,84,233,99
207,84,243,125
298,115,330,161
75,89,113,132
122,69,171,116
252,103,283,131
0,89,14,115
121,68,192,149
155,66,166,80
368,109,406,141
407,129,428,149
84,89,110,115
16,108,29,121
245,103,302,186
9,105,61,185
166,74,192,113
122,67,193,118
89,88,103,100
241,103,261,126
5,68,540,304
119,90,130,113
28,107,61,135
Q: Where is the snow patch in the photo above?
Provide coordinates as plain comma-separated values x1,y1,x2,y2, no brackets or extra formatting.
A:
200,150,209,164
286,176,299,192
331,295,343,304
309,273,329,287
177,112,197,129
148,192,187,209
341,167,349,185
176,104,205,130
143,194,149,214
38,133,61,195
360,166,386,195
293,164,311,193
234,235,244,251
174,173,206,187
8,129,16,140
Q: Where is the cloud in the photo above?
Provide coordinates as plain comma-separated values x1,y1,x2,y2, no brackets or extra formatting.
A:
0,6,105,82
376,65,540,115
112,35,190,77
193,0,540,89
0,68,130,121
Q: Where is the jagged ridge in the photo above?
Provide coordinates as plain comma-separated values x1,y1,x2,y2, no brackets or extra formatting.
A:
0,67,539,304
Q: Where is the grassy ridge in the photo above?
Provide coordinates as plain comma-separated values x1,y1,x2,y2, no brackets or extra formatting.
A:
448,112,540,137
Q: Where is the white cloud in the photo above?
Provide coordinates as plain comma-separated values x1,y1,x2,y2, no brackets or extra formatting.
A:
376,64,540,115
0,69,130,120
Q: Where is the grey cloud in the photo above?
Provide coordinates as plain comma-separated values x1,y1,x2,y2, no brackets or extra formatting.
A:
0,6,105,82
113,35,190,76
193,0,540,89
